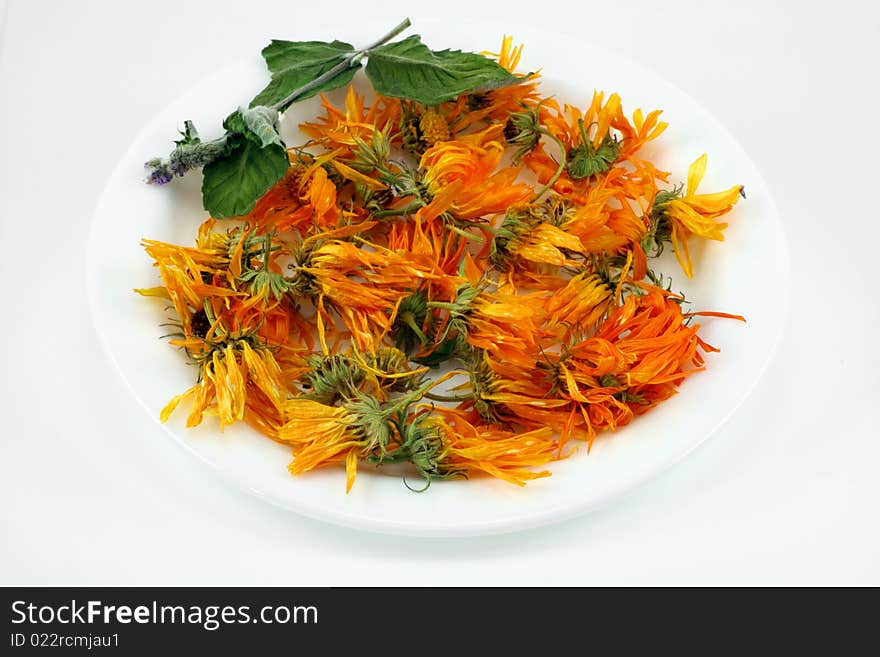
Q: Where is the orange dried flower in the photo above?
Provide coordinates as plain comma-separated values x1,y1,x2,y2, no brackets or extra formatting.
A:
138,33,745,493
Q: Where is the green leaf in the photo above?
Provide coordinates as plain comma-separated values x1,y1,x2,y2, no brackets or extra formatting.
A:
250,40,358,108
364,35,518,105
174,120,201,146
223,107,282,148
240,106,282,146
201,135,289,219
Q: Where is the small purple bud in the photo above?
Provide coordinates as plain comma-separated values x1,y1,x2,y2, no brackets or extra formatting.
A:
145,158,175,185
147,170,173,185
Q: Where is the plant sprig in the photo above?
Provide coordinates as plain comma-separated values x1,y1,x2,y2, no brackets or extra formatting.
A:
145,18,524,219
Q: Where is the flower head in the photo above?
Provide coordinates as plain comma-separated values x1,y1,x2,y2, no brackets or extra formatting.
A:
651,154,743,277
420,125,532,222
300,87,400,153
159,329,286,431
420,407,557,486
525,93,667,206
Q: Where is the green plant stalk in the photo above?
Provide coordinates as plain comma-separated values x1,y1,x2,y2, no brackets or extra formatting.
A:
424,391,474,403
400,313,428,345
261,232,272,269
531,130,567,202
371,200,423,218
446,224,484,243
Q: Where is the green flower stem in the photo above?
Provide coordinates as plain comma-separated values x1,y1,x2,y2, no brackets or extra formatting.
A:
400,314,428,345
424,391,474,403
446,224,484,243
371,200,423,218
272,18,412,113
261,232,272,269
576,118,591,150
382,370,465,413
531,130,567,202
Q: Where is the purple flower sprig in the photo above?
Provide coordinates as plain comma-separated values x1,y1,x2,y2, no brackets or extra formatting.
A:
144,121,231,185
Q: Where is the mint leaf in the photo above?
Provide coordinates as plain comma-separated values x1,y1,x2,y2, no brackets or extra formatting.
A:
240,106,282,147
201,135,289,219
364,35,518,105
250,40,358,108
174,120,201,146
223,107,282,148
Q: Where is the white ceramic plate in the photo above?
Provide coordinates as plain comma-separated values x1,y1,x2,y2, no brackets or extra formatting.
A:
87,20,789,536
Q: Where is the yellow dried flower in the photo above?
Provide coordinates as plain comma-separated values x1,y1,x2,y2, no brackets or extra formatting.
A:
418,109,451,146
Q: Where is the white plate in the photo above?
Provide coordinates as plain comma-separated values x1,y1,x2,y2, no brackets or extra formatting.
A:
86,20,789,537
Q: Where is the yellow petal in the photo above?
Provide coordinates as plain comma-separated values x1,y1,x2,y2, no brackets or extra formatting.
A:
185,378,211,428
594,93,621,148
686,153,708,195
134,286,169,299
462,251,483,285
476,301,534,321
543,224,583,249
515,244,563,266
206,351,227,423
246,346,284,408
345,449,358,493
560,363,589,403
633,107,644,131
160,385,196,423
283,398,349,421
331,160,387,191
514,224,584,266
666,203,727,241
482,393,569,408
288,440,361,476
686,186,743,214
670,224,694,278
223,345,246,425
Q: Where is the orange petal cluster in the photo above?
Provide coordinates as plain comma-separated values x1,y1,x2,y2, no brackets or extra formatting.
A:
138,36,745,492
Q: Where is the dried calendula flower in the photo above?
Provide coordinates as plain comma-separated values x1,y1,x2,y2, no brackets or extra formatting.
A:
649,153,744,278
504,102,543,162
159,329,285,430
138,24,746,494
419,108,452,146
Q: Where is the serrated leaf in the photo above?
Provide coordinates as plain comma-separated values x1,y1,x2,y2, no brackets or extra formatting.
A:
223,107,282,148
201,135,289,219
364,35,518,105
250,40,358,108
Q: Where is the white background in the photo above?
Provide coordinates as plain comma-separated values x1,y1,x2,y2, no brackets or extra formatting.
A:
1,0,877,585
